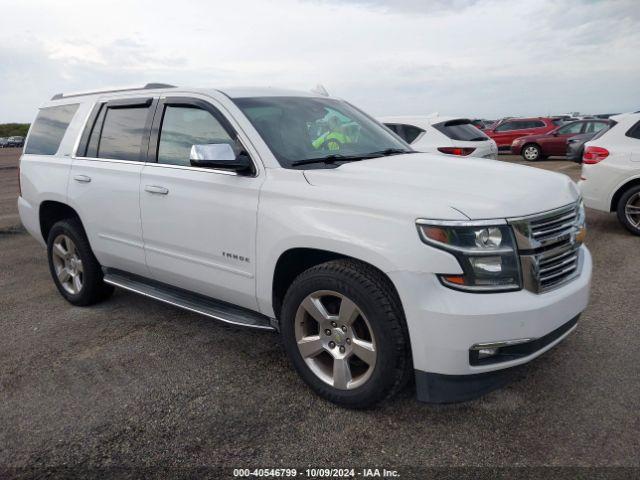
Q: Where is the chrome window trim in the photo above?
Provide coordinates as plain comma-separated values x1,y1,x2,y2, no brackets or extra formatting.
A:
71,155,243,177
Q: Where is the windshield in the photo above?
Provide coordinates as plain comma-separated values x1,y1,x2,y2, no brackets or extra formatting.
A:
233,96,411,168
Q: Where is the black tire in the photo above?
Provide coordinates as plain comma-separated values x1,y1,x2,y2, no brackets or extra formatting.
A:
521,143,542,161
47,218,114,306
616,185,640,236
280,259,411,408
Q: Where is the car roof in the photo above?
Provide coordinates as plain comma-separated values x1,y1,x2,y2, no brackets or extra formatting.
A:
377,115,461,129
41,85,328,110
216,87,321,99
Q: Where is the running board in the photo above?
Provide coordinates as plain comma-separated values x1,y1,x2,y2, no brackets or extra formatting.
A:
103,269,276,331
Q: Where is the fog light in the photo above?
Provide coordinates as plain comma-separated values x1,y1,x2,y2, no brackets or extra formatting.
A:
478,348,499,359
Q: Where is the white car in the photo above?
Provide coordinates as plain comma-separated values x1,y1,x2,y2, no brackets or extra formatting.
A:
19,84,590,408
579,112,640,235
379,115,498,159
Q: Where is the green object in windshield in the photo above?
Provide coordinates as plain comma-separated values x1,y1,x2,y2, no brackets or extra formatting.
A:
233,96,409,168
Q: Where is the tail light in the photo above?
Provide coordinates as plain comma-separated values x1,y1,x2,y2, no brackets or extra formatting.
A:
583,146,609,164
437,147,476,156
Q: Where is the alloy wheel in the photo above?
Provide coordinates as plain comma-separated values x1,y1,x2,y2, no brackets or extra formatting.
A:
294,290,376,390
51,234,84,295
625,192,640,229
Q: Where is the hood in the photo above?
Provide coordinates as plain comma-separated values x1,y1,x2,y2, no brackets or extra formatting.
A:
303,153,579,220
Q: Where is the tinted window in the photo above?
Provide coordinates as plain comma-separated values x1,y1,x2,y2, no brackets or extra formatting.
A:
526,120,545,128
433,120,488,141
402,124,425,143
24,104,79,155
85,104,106,158
626,120,640,140
557,122,585,135
98,106,149,161
495,121,521,132
384,124,425,144
158,106,234,166
384,123,401,135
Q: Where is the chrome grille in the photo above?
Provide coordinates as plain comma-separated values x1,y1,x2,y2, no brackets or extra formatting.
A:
509,202,584,293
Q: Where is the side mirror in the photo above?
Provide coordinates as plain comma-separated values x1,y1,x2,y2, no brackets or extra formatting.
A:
189,143,253,173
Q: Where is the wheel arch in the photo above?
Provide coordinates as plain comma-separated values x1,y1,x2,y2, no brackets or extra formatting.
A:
270,247,402,320
39,200,83,243
610,177,640,212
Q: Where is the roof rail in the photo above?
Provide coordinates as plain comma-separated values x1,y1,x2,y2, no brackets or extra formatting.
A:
51,83,176,100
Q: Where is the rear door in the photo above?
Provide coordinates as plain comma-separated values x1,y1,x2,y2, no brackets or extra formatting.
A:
139,96,263,310
69,97,157,276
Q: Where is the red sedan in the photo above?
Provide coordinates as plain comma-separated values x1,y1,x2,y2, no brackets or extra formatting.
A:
483,117,559,150
511,120,610,161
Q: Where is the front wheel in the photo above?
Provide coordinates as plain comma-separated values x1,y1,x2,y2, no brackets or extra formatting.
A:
521,144,542,161
617,186,640,235
280,259,410,408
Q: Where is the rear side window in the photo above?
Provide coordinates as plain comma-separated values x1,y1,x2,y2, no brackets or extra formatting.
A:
557,122,585,135
24,104,79,155
495,121,522,132
626,120,640,140
433,120,488,141
524,120,545,129
97,106,150,161
384,123,425,144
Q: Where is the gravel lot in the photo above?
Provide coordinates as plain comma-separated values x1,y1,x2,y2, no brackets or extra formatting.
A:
1,148,639,477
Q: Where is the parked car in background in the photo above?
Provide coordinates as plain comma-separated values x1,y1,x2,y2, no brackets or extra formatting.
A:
470,119,496,130
7,136,25,147
0,137,9,148
379,116,498,159
483,117,560,151
579,112,640,235
567,123,614,163
511,120,610,161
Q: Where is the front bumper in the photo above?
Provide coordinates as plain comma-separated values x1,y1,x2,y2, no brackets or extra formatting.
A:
511,142,524,155
388,245,592,401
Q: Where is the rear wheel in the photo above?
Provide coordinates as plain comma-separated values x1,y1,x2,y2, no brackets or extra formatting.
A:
280,259,410,408
522,143,542,161
617,186,640,235
47,219,114,305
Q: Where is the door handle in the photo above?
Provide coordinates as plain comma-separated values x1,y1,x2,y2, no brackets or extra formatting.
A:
145,185,169,195
73,174,91,183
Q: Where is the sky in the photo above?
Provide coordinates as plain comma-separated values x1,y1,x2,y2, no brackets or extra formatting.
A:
0,0,638,123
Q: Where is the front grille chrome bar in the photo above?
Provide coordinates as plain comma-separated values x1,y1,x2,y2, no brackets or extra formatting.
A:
508,201,583,293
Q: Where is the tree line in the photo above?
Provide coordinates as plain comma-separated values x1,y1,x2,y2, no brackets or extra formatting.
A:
0,124,30,137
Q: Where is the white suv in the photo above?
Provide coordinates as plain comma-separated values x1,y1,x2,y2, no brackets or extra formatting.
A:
379,116,498,159
579,112,640,235
18,84,591,408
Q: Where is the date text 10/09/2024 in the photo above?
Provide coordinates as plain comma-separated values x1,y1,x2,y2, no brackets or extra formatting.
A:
232,468,400,477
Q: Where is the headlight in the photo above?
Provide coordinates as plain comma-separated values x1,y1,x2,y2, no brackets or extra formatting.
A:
416,220,522,292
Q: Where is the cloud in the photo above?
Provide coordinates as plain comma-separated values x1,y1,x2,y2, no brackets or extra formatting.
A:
0,0,638,122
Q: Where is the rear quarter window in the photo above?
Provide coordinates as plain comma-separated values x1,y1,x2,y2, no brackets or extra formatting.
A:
24,104,79,155
626,120,640,140
432,120,488,141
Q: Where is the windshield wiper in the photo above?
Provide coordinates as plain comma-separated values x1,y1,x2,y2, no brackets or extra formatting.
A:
291,154,371,167
368,148,415,156
291,149,415,167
